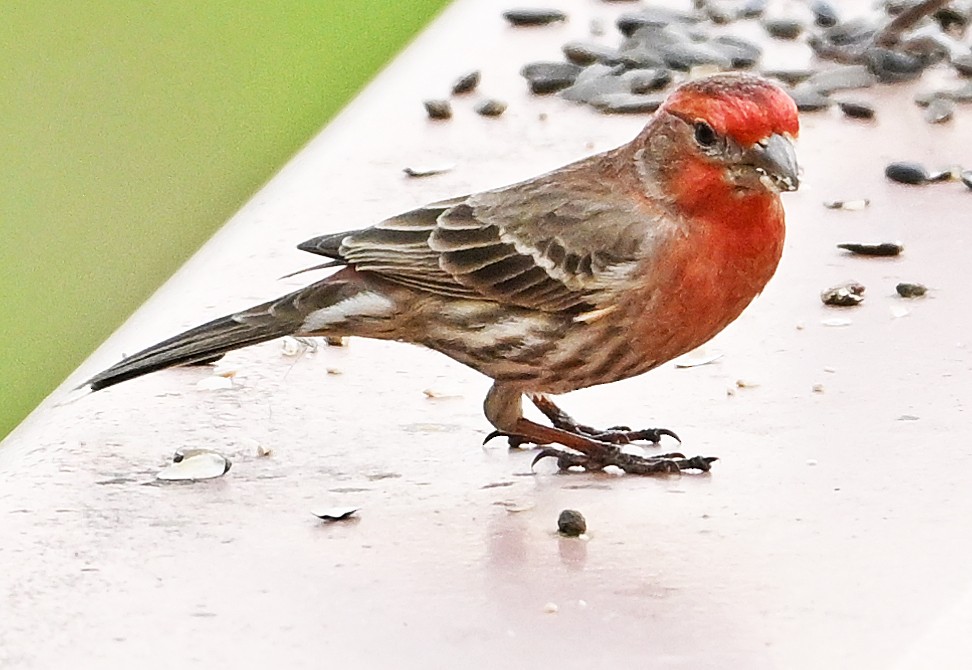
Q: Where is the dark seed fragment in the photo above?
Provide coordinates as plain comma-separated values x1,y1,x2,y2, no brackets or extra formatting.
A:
810,1,839,27
503,8,567,27
788,86,832,112
865,47,925,83
821,282,865,307
837,242,904,257
926,169,954,183
560,64,627,102
423,99,452,120
557,509,587,537
475,99,507,117
622,67,672,94
896,282,927,298
762,17,804,40
403,164,453,178
711,35,763,68
805,65,877,95
616,8,700,37
451,70,480,95
924,97,954,124
739,0,767,19
521,61,582,94
562,40,617,65
590,92,664,114
953,54,972,77
823,199,869,210
838,100,875,119
885,161,929,185
762,68,813,85
961,170,972,189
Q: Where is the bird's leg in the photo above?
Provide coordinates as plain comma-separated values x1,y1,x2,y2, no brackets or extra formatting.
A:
511,419,716,475
528,394,680,445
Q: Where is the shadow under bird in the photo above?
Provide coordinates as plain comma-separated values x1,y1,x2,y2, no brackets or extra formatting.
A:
84,73,800,476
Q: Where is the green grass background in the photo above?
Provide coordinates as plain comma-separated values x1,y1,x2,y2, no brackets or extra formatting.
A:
0,0,449,440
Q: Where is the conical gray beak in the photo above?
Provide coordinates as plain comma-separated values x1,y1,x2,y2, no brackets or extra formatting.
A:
747,133,799,192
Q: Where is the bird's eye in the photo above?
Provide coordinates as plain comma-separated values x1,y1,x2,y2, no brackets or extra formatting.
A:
693,121,718,148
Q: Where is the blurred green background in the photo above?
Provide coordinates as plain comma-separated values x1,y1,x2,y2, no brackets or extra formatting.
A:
0,0,449,440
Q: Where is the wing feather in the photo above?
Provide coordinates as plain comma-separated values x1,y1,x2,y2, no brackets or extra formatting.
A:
297,148,665,312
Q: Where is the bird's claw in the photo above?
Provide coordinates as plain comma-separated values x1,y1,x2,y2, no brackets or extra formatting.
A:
532,446,716,476
483,430,535,449
584,426,681,445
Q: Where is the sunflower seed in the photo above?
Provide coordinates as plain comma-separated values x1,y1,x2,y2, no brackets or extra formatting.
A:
503,9,567,27
423,99,452,120
451,70,480,95
837,242,903,257
821,282,866,307
158,451,231,481
838,100,875,119
762,17,804,40
896,282,928,298
475,99,508,117
885,161,929,185
557,509,587,537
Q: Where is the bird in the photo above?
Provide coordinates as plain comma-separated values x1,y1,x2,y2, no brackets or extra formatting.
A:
84,72,799,476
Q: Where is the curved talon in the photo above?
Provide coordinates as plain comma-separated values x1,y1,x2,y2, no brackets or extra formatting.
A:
483,430,517,445
627,427,681,444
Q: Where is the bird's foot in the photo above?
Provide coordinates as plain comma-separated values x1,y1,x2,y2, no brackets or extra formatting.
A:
484,418,716,476
532,446,717,475
528,394,680,445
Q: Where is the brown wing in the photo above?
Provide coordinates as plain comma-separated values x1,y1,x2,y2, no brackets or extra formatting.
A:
298,150,657,313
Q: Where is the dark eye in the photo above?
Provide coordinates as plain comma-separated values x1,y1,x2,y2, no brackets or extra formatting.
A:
694,121,718,148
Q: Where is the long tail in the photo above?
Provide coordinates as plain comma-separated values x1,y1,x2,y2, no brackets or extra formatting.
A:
84,277,358,391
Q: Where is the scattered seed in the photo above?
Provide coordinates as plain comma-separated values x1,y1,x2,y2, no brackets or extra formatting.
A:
821,281,866,307
762,17,805,40
325,336,348,347
811,384,825,394
805,65,877,94
762,68,814,85
561,40,617,65
622,67,672,94
403,164,454,178
543,602,559,614
674,348,723,368
837,242,903,257
557,509,587,537
502,8,567,27
312,507,359,522
158,450,231,481
810,1,839,27
740,0,767,19
885,161,929,185
423,99,452,120
475,99,508,117
954,54,972,77
735,379,760,389
838,100,875,119
824,199,870,210
451,70,480,95
896,282,928,298
960,171,972,189
924,97,954,124
788,86,832,112
521,61,582,93
589,92,664,114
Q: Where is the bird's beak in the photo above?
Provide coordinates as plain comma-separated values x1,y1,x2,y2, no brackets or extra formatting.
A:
746,133,799,192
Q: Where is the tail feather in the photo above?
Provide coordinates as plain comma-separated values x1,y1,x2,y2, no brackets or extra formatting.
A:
84,277,354,392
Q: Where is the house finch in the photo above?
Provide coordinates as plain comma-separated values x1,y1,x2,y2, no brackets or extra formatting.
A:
85,73,799,476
